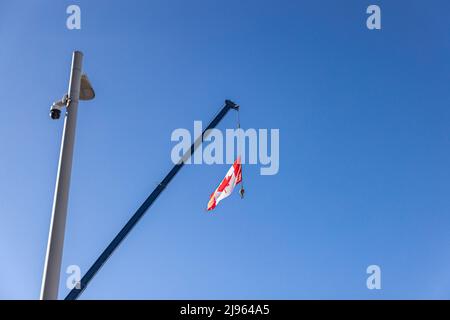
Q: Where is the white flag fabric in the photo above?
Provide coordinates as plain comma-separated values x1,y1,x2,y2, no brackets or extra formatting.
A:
207,157,242,211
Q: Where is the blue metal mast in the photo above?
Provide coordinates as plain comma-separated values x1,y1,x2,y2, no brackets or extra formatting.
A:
65,100,239,300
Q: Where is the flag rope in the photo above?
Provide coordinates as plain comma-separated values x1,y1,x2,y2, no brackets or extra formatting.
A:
236,108,245,199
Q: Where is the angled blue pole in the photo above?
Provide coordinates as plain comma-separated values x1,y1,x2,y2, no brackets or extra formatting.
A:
65,100,239,300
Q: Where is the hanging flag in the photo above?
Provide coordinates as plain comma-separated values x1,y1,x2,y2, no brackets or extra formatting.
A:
207,157,242,211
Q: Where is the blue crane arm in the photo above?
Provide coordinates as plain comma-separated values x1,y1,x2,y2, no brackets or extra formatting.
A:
65,100,239,300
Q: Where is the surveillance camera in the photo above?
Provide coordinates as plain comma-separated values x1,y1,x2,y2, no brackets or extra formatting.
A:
49,108,61,120
49,102,64,120
49,95,69,120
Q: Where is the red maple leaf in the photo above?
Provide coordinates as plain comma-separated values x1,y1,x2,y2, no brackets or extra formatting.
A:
217,175,232,193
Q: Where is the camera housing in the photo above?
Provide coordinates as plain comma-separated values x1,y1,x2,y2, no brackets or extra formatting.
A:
49,108,62,120
50,95,69,120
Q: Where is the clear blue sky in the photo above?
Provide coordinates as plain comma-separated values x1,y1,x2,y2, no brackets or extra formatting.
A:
1,0,450,299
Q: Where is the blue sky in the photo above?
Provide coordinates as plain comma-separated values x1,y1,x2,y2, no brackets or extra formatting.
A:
1,0,450,299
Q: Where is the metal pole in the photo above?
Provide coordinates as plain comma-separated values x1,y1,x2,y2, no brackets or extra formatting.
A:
41,51,83,300
65,100,239,300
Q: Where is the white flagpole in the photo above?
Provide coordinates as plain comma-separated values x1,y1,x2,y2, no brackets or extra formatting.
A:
40,51,83,300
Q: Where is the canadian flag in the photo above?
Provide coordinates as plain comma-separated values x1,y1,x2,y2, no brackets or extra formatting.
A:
207,157,242,211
